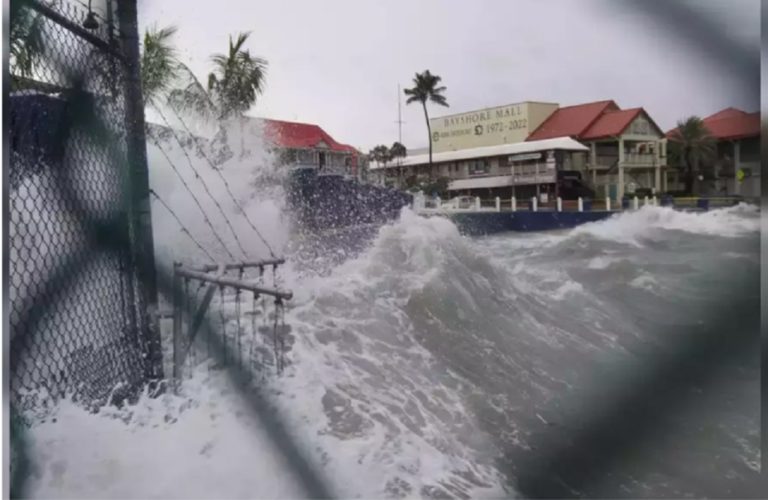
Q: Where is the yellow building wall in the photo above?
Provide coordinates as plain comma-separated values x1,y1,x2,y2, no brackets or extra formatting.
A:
527,102,560,138
429,101,559,153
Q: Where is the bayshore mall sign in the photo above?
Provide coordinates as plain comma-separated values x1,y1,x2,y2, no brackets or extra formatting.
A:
429,101,559,153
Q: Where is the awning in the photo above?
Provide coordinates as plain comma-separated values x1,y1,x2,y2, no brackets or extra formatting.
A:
448,174,555,190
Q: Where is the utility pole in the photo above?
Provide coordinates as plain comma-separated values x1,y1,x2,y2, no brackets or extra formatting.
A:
117,0,162,380
395,84,405,185
396,84,404,144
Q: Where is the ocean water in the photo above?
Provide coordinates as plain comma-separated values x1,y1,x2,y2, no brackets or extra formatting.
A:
21,201,761,499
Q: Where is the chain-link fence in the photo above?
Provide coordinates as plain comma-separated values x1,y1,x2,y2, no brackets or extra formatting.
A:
9,0,159,412
6,1,761,499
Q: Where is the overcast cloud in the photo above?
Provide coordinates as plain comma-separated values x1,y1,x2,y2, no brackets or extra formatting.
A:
137,0,760,152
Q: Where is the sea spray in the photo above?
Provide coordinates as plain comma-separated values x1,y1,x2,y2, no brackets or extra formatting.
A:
21,193,760,498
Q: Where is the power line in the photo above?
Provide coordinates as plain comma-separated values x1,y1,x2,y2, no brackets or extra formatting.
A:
148,136,237,260
153,106,251,259
165,105,278,259
148,189,216,262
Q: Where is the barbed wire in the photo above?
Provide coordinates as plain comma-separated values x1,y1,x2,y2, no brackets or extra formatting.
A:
148,136,237,260
148,188,216,262
153,106,251,259
166,104,278,259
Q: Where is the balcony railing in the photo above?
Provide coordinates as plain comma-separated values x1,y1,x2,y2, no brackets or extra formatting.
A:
623,153,656,166
595,153,657,167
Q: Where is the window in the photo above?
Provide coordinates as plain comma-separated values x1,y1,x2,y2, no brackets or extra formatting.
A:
469,159,490,175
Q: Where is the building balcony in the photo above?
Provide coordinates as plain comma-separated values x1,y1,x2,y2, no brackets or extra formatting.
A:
594,153,657,168
623,153,657,166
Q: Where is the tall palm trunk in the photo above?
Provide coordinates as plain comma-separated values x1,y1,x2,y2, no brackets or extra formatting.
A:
684,147,694,194
422,101,432,180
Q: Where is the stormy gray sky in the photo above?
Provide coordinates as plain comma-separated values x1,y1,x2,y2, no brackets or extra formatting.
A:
137,0,760,152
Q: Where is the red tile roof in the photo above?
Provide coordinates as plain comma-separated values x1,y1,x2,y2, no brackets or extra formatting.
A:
526,100,619,141
580,108,642,140
703,107,747,122
665,108,760,141
262,119,357,153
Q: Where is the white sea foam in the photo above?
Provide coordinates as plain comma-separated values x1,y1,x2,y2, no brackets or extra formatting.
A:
587,256,624,269
23,366,305,499
629,273,659,292
571,204,760,246
18,118,760,499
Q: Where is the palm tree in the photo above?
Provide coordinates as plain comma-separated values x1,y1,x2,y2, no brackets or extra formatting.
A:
207,32,268,120
403,70,448,175
390,141,407,185
390,141,407,160
141,25,181,107
10,2,46,79
668,116,716,194
369,144,391,167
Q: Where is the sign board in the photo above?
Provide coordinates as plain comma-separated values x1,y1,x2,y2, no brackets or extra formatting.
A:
508,152,542,162
430,102,558,153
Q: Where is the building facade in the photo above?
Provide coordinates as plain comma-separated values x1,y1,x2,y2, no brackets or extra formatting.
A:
429,101,559,153
665,107,760,197
262,119,360,178
370,137,590,200
373,99,668,201
527,100,667,200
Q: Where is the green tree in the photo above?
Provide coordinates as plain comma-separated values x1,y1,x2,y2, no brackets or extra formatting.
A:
141,25,181,107
390,141,407,160
369,144,392,167
10,2,46,79
667,116,716,194
390,141,407,186
403,70,448,175
207,32,268,120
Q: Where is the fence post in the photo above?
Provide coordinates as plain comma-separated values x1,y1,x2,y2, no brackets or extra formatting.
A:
118,0,162,380
633,196,639,210
172,262,183,385
532,197,538,212
578,197,583,212
495,196,501,212
511,196,517,212
606,197,611,211
556,197,562,212
475,197,481,210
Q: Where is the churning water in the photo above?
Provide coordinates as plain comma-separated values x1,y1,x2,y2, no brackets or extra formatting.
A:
22,198,760,498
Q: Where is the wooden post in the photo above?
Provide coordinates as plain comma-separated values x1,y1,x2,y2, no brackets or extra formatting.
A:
511,196,516,212
185,264,226,362
495,197,501,212
556,197,562,212
532,197,538,212
606,197,611,211
172,262,183,384
578,197,583,212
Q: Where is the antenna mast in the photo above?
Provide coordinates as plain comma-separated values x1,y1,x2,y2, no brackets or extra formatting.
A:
396,84,404,143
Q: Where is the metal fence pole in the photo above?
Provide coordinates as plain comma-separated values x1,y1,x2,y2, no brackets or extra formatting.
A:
117,0,162,380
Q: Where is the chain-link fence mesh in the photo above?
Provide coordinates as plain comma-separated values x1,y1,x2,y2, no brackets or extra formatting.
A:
9,0,156,412
6,1,761,499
